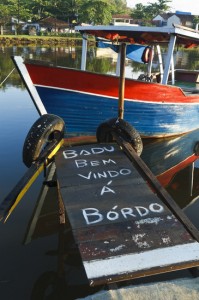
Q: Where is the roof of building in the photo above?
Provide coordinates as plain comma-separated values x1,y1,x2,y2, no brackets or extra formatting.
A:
156,13,196,22
39,16,68,28
112,14,133,19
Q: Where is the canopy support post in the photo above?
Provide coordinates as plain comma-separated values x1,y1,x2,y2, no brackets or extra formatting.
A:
156,45,164,83
162,34,176,84
118,43,126,119
171,55,175,85
116,50,121,76
147,45,154,77
81,33,88,70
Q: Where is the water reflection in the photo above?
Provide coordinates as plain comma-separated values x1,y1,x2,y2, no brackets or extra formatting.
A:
0,45,199,89
141,129,199,209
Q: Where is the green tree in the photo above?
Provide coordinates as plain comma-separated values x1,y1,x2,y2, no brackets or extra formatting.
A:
0,0,130,31
131,0,171,24
79,0,114,25
0,4,10,34
131,3,147,20
27,0,52,21
0,0,31,34
4,0,31,20
193,16,199,30
147,0,171,16
111,0,130,14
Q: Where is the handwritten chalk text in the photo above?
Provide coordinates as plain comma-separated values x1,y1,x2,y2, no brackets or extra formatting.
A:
78,168,131,180
75,159,116,168
63,146,115,159
82,203,164,225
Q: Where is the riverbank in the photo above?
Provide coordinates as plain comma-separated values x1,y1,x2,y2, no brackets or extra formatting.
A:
0,34,94,46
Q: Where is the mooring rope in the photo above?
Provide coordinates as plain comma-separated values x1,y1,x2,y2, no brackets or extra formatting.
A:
0,68,15,86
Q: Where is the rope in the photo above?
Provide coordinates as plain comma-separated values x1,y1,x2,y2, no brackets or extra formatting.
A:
0,68,15,86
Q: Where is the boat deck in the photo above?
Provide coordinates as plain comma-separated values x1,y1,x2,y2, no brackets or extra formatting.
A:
175,70,199,83
55,141,199,286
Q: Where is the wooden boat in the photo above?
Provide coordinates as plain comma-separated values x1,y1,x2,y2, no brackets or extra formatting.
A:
141,128,199,187
141,129,199,212
12,24,199,138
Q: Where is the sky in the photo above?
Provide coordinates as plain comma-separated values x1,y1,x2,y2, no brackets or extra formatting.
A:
126,0,199,15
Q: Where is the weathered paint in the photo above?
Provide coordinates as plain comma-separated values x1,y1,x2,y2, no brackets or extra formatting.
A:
141,128,199,187
12,56,199,138
84,242,199,280
55,143,199,285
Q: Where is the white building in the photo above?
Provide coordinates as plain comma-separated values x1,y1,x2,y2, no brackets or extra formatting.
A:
153,13,196,28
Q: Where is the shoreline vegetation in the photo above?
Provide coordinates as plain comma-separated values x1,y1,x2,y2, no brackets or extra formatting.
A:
0,34,194,52
0,34,95,46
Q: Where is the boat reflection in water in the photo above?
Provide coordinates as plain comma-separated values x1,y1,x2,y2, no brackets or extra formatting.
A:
141,128,199,210
24,130,199,299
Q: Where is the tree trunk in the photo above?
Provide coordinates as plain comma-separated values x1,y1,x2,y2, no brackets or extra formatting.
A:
0,25,4,35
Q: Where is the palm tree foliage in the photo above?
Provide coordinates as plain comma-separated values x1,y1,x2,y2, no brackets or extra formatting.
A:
131,0,172,24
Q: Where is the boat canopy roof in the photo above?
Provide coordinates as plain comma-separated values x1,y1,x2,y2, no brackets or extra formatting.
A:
75,24,199,48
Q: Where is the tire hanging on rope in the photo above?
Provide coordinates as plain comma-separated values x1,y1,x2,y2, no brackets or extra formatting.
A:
96,118,143,156
23,114,65,168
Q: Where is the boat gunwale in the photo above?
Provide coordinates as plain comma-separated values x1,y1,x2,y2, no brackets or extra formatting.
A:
24,60,199,103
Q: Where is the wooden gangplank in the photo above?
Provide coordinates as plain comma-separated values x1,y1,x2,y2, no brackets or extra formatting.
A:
55,142,199,286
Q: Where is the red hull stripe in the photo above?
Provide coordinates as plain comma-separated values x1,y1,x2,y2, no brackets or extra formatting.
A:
25,63,199,104
157,154,197,187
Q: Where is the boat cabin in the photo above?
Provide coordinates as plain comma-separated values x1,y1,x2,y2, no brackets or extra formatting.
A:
75,24,199,86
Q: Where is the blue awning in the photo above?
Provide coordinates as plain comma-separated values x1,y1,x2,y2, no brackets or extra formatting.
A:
96,41,151,64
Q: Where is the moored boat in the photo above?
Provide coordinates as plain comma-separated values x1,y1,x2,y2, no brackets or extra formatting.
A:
12,24,199,138
141,128,199,187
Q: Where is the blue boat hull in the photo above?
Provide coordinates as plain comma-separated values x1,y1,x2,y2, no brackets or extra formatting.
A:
37,86,199,138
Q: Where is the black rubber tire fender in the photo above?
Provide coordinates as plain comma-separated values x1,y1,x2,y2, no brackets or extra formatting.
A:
96,118,143,156
96,118,115,143
23,114,65,168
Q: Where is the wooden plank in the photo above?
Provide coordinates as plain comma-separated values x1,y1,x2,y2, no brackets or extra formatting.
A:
55,143,199,286
112,135,199,242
